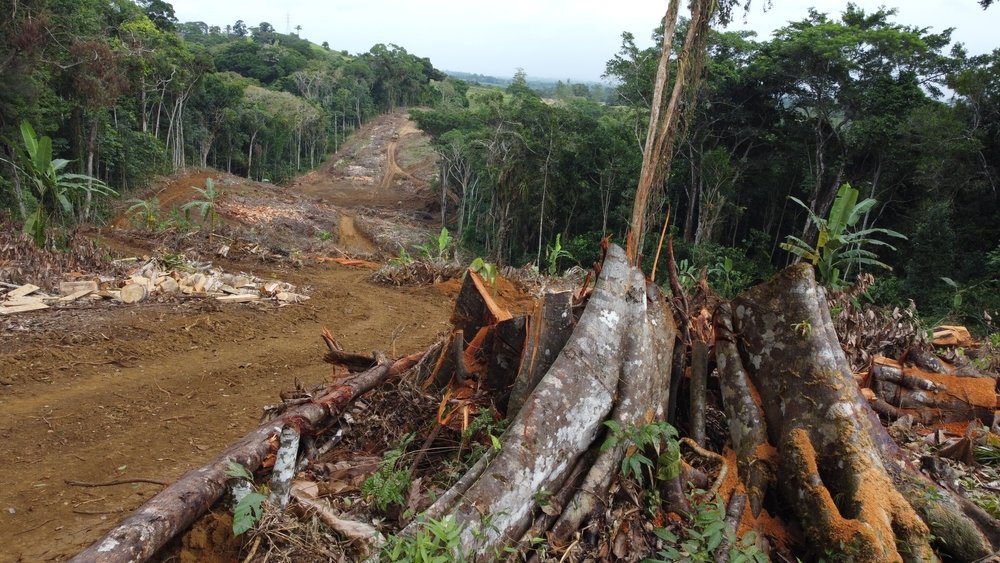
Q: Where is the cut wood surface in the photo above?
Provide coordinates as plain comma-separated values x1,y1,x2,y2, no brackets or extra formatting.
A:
59,289,94,303
410,244,659,558
932,325,975,348
450,269,512,338
5,283,40,299
216,294,260,303
119,283,146,304
0,301,49,314
506,290,574,417
60,280,99,295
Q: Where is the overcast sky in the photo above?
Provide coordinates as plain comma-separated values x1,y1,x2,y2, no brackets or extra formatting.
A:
167,0,999,82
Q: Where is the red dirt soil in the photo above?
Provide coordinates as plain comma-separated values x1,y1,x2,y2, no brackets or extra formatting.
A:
0,112,454,561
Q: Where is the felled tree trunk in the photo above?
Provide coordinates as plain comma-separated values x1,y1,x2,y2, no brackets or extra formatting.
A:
70,353,424,563
716,265,1000,562
408,244,677,559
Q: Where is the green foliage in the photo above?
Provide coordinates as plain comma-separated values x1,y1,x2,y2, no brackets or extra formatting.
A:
544,233,575,275
417,227,454,262
600,421,678,487
468,257,497,289
674,258,700,292
181,178,224,235
315,228,333,241
460,410,508,463
225,460,266,536
390,247,414,267
649,493,767,563
361,433,414,512
126,196,162,231
781,183,906,288
708,256,740,298
384,514,463,562
10,121,116,245
233,491,266,536
975,434,1000,465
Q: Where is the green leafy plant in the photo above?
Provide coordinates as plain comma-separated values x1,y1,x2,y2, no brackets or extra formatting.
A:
315,228,333,241
181,178,224,235
126,196,162,231
649,492,767,563
675,258,699,292
384,514,463,562
225,460,267,536
780,183,906,288
8,121,117,246
708,256,741,298
417,227,454,262
469,257,498,291
544,233,575,275
390,246,414,267
361,433,414,512
600,420,678,487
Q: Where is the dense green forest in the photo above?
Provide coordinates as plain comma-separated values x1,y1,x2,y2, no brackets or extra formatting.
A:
0,0,449,223
415,6,1000,324
1,1,998,324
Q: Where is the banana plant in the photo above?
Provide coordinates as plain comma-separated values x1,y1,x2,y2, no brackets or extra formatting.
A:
181,178,224,235
545,233,575,275
781,183,906,288
12,121,117,245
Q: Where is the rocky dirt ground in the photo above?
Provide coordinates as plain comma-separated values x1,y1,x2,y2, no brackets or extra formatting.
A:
0,112,457,561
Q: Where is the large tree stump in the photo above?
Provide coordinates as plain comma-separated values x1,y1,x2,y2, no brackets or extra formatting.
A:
717,264,1000,562
408,244,677,559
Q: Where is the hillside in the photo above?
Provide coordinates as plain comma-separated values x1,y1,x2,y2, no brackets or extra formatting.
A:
0,111,470,561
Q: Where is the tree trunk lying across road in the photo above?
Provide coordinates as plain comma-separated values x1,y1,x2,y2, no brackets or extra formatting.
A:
69,352,424,563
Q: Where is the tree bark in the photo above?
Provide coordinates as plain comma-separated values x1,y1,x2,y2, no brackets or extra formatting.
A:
717,264,1000,561
407,245,676,559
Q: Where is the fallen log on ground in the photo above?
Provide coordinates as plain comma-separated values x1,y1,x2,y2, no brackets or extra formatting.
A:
716,264,1000,561
69,351,425,563
868,356,998,424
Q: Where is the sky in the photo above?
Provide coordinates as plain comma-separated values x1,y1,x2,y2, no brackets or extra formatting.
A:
167,0,1000,82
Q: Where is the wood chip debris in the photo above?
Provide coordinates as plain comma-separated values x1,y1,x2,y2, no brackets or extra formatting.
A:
1,254,308,314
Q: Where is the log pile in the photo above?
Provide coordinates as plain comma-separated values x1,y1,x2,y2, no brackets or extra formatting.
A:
0,254,307,316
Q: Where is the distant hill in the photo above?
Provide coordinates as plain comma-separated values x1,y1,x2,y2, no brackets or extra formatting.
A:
445,71,612,102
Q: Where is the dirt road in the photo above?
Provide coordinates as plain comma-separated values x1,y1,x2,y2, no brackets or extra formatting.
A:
0,112,451,561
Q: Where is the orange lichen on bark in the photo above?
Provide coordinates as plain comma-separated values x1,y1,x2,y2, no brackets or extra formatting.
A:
716,447,741,500
785,427,932,562
714,447,796,554
753,442,778,465
931,420,973,437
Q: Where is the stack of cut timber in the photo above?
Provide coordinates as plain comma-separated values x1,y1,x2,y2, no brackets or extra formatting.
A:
0,253,310,315
0,284,49,314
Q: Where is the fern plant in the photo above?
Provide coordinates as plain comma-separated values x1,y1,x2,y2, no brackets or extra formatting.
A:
781,183,905,288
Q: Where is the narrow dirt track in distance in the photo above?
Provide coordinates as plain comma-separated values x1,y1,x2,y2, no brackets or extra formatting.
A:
0,112,452,561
